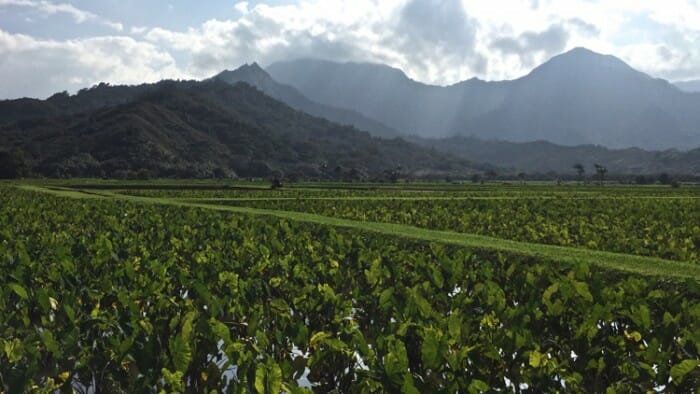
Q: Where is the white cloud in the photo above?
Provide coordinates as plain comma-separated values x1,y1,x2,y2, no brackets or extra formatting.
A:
0,29,183,98
0,0,123,30
234,1,249,14
3,0,700,98
136,0,700,84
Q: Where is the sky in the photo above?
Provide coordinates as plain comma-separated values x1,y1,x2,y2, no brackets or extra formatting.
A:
1,0,700,99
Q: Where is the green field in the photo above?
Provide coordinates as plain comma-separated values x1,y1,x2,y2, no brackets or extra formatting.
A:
1,181,699,392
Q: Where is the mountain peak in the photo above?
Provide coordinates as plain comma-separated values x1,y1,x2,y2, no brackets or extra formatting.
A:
214,62,273,87
523,46,639,82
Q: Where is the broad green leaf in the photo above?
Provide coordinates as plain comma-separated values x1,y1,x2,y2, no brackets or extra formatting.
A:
169,335,192,372
421,331,440,369
255,360,282,394
8,283,28,300
670,359,700,385
468,379,490,394
529,350,547,368
573,281,593,303
379,288,394,310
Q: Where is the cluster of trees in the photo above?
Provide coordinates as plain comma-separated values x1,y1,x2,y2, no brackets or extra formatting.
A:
0,149,28,179
572,163,682,186
573,163,608,184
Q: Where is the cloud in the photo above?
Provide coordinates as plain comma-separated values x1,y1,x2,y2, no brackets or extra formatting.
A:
234,1,249,14
392,0,486,79
3,0,700,98
0,0,123,30
0,29,182,99
491,24,570,67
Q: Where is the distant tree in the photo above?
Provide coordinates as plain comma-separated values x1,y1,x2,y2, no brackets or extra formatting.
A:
517,172,526,184
594,164,607,185
573,163,585,184
384,166,402,183
136,169,152,180
471,174,481,184
271,177,283,189
658,172,671,185
485,170,498,183
0,149,28,179
334,165,343,181
635,175,651,185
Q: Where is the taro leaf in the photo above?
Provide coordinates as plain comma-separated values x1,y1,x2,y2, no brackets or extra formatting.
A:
8,283,28,300
573,281,593,303
529,350,547,368
421,331,440,370
670,359,700,385
170,335,192,373
468,379,490,394
255,359,282,394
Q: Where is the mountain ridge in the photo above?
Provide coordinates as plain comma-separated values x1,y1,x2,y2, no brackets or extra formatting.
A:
213,64,400,137
268,48,700,150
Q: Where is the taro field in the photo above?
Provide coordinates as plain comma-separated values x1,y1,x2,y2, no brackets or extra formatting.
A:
1,181,699,393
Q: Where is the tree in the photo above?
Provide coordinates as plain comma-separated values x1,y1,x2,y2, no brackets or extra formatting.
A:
384,166,402,183
485,170,498,183
517,172,526,184
573,163,585,184
0,149,28,179
594,163,607,185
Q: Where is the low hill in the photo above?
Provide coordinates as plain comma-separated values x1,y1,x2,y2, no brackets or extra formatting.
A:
412,136,700,176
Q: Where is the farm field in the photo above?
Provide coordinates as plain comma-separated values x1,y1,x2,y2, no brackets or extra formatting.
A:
1,181,699,392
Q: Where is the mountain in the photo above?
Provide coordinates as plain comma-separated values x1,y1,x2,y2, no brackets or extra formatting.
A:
267,59,492,138
465,48,700,149
411,136,700,176
0,82,160,125
213,63,399,137
0,79,487,179
675,79,700,93
267,48,700,150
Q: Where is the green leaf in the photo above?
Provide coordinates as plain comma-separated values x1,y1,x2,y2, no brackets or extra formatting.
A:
421,331,440,369
41,330,59,356
169,335,192,372
670,359,700,385
3,338,23,363
573,281,593,303
401,375,420,394
8,283,28,300
255,359,282,394
542,282,559,305
468,379,490,393
448,312,461,341
384,339,409,384
379,288,394,310
529,350,547,368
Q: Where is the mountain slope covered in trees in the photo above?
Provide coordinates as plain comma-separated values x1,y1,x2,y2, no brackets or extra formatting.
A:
0,80,486,179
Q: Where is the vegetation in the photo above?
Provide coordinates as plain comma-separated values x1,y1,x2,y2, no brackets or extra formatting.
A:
0,80,485,180
207,192,699,261
1,181,699,393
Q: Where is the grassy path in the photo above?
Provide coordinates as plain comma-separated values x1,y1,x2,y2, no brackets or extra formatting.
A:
173,195,700,202
19,184,700,281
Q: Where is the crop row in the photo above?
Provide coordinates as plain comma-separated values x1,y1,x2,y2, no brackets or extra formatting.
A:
1,187,699,392
212,197,700,262
116,184,700,199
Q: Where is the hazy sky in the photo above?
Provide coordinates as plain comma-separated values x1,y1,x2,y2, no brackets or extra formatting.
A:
1,0,700,98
